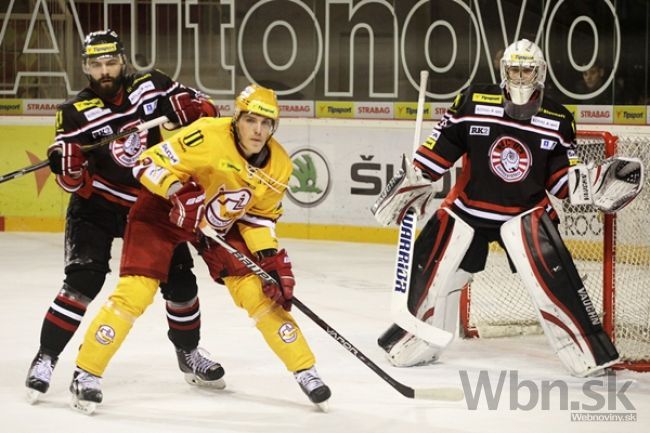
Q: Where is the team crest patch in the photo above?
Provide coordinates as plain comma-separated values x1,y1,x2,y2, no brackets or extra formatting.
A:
278,322,298,343
110,120,147,167
205,187,252,230
95,325,115,345
489,136,532,182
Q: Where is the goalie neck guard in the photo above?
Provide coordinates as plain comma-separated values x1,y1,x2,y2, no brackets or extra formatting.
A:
500,39,546,120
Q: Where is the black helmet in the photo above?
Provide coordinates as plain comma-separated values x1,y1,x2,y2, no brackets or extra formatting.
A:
81,29,125,60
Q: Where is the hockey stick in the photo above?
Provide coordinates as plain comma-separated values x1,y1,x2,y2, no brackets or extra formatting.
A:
390,70,454,346
0,115,169,184
199,222,464,401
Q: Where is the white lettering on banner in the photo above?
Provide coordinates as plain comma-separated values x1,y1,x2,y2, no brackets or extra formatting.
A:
530,116,560,131
475,105,504,117
0,1,622,101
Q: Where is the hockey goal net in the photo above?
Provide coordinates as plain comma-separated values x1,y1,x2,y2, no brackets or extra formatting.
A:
460,130,650,371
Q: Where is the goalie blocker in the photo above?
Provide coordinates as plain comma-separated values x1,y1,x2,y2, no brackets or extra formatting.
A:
379,206,619,377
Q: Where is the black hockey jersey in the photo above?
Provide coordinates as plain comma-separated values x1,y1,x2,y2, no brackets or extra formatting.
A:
54,69,201,210
414,83,577,227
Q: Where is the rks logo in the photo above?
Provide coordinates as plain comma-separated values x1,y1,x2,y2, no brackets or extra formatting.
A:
469,125,490,136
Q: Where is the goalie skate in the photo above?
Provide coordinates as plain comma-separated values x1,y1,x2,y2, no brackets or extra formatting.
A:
25,351,58,404
176,347,226,389
294,366,331,412
69,370,103,415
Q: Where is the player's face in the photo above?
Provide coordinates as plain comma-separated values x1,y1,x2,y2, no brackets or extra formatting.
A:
236,112,275,157
84,55,124,98
507,66,536,85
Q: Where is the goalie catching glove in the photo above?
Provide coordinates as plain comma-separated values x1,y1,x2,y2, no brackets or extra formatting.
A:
372,154,436,226
568,157,644,213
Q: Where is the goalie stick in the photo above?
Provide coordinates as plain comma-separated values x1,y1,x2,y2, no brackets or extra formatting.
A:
389,70,454,347
199,222,464,402
0,115,169,184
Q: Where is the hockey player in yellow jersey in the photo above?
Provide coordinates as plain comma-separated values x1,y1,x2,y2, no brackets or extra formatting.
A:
70,84,331,413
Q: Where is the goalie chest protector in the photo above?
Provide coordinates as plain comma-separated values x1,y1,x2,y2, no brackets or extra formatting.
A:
417,83,577,227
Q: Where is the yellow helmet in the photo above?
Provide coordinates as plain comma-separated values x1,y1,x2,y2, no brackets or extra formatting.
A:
234,84,280,122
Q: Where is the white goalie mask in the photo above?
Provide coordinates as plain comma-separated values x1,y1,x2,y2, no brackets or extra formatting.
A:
500,39,546,120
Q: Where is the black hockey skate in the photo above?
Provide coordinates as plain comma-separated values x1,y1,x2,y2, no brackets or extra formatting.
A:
176,347,226,389
25,351,58,403
294,366,331,412
69,370,103,415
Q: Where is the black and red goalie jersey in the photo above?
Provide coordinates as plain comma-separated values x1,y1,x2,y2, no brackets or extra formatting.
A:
53,69,213,210
414,83,578,227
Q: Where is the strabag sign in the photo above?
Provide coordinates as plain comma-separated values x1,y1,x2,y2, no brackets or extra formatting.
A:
23,99,62,115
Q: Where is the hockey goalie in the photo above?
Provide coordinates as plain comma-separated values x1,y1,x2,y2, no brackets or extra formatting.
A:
373,39,644,377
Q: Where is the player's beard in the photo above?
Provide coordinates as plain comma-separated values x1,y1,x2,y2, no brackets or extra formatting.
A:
89,74,124,100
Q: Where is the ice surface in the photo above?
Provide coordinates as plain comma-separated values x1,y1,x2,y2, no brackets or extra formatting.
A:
1,233,648,433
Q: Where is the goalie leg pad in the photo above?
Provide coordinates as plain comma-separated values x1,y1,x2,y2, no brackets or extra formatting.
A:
380,208,473,367
501,208,620,377
380,269,471,367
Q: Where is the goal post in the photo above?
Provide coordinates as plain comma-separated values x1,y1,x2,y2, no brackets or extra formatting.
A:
460,129,650,371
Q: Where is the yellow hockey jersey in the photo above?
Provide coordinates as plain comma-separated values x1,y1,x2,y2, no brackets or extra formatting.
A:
135,117,292,253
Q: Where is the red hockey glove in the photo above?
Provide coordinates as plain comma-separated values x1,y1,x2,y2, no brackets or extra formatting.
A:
260,249,295,311
47,141,86,178
169,181,206,232
167,92,205,126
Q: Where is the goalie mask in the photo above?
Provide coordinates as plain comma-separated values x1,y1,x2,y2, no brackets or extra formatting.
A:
81,29,127,99
500,39,546,120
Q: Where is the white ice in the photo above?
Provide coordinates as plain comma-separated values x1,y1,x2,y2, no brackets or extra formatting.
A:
1,232,648,433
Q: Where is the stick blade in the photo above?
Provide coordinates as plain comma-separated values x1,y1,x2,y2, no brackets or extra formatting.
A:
414,386,464,401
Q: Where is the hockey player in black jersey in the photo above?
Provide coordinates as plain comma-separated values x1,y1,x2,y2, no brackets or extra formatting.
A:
26,29,224,403
373,39,643,377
